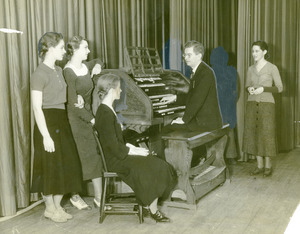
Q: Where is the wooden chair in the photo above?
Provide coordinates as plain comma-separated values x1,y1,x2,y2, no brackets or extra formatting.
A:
93,129,144,224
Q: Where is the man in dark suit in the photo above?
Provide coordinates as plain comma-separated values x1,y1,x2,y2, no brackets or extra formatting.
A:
162,40,223,132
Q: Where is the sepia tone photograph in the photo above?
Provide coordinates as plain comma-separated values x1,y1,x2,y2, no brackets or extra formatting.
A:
0,0,300,233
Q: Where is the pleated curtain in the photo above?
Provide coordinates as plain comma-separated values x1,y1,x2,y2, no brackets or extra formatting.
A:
236,0,299,156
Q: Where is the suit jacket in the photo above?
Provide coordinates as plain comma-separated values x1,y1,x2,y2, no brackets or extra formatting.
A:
180,61,223,132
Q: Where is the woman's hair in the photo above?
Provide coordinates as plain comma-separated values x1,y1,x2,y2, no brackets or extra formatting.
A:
92,73,121,115
38,32,63,60
252,40,270,59
184,40,205,57
66,35,87,60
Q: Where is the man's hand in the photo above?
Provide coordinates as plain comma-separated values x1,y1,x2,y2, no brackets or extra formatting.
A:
160,94,177,104
171,117,184,125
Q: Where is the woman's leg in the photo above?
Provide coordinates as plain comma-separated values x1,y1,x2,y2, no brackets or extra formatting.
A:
250,156,264,175
53,194,63,209
263,157,273,177
149,198,158,214
92,177,102,206
257,156,264,168
265,157,272,169
44,194,56,213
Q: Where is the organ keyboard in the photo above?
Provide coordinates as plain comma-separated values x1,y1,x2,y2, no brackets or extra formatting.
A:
99,46,189,133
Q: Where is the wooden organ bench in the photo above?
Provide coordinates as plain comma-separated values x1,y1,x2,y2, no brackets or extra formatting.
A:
162,124,230,209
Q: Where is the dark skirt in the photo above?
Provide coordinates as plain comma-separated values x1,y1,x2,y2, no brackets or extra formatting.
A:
242,101,277,157
31,109,82,195
110,155,177,206
68,116,103,180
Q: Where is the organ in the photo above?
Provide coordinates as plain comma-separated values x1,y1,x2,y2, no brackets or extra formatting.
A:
100,46,189,133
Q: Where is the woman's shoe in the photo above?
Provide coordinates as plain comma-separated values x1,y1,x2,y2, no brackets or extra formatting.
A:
70,195,91,210
94,198,112,210
44,210,67,223
93,198,100,208
250,167,264,176
263,168,272,177
150,210,170,223
57,207,73,220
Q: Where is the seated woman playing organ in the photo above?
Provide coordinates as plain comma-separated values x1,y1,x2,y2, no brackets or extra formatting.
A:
93,73,177,223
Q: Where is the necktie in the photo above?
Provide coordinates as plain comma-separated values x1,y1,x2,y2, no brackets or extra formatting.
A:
188,71,195,90
190,71,194,79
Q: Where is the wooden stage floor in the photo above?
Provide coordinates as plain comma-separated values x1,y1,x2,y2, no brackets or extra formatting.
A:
1,148,300,234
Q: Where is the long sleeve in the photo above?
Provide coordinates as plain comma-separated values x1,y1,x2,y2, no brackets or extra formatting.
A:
263,86,279,93
95,105,129,160
182,71,213,124
245,69,252,87
271,65,283,93
63,68,94,122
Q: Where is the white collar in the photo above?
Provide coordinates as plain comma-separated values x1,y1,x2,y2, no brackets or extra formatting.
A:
64,62,88,76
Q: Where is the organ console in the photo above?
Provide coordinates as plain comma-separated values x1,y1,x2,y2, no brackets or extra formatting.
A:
99,46,190,134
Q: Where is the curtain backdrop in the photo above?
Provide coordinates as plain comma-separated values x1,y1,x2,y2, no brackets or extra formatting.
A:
297,0,300,147
236,0,298,157
1,0,299,217
165,0,238,75
0,0,31,216
0,0,165,216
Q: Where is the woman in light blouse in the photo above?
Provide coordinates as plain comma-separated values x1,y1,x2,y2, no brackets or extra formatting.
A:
243,40,283,177
31,32,82,222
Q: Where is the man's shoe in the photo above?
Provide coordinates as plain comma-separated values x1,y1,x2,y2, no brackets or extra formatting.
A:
70,195,91,210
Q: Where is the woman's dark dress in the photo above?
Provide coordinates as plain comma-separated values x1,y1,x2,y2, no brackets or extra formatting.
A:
95,104,177,206
63,60,103,180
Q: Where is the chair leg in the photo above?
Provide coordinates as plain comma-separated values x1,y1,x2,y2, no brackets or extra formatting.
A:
138,205,144,224
99,177,108,223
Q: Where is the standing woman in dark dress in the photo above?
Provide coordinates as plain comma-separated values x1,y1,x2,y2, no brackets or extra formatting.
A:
31,32,82,223
93,74,177,223
63,36,104,210
243,40,283,177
